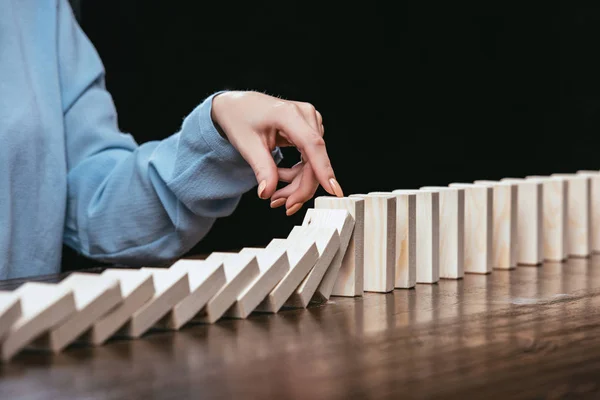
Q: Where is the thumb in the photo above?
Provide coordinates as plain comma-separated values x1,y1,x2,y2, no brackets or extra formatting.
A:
235,134,279,200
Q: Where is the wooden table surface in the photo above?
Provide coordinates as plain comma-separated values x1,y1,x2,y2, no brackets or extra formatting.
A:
1,257,600,399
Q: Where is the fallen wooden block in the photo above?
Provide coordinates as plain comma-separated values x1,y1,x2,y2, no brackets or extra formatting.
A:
368,191,416,288
553,173,591,257
284,225,340,307
120,268,190,337
0,292,21,342
448,183,493,274
420,186,464,279
314,196,365,297
500,178,543,265
193,252,260,323
392,189,439,283
1,282,76,361
525,175,568,262
348,193,396,292
254,237,319,312
577,170,600,253
302,208,355,298
84,268,155,345
159,259,226,329
225,246,289,318
36,273,122,353
473,180,518,269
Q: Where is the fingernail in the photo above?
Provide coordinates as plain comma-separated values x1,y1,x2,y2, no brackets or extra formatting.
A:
329,178,344,197
257,180,267,199
286,203,303,216
270,198,286,208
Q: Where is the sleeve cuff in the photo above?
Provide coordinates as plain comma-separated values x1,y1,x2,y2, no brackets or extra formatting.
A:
198,91,283,165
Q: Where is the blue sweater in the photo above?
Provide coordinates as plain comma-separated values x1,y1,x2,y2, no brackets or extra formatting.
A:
0,0,282,279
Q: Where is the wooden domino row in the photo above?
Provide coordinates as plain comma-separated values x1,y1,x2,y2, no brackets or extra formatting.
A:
1,170,599,361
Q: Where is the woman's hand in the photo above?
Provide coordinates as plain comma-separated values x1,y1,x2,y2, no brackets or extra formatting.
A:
211,91,344,215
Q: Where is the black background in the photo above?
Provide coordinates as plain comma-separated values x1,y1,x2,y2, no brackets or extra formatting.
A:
63,1,600,268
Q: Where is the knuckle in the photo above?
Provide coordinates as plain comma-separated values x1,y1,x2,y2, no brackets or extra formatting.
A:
308,134,326,148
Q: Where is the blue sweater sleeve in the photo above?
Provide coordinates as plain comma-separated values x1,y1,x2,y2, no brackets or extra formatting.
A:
58,0,283,265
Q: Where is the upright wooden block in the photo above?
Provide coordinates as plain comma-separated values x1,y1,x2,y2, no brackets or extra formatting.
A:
448,183,493,274
254,238,319,312
392,190,439,283
160,259,226,329
314,197,365,296
421,186,464,278
553,173,591,257
525,176,568,261
501,178,543,265
194,252,260,323
1,282,76,361
577,171,600,253
369,191,416,288
38,273,122,352
0,292,21,342
348,193,396,292
473,180,518,269
85,268,155,345
301,208,355,298
121,268,190,337
284,225,340,307
226,246,289,318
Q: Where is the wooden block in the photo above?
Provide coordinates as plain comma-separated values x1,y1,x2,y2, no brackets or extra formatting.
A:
348,193,396,292
194,252,260,323
301,208,355,298
577,171,600,253
448,183,493,274
159,259,226,329
553,173,592,257
314,196,365,296
284,225,340,307
0,292,21,342
473,180,518,269
85,268,155,345
405,190,439,283
254,238,319,312
500,178,543,265
225,246,289,318
525,176,568,261
1,282,76,361
121,268,190,337
420,186,464,278
368,191,417,288
36,273,122,353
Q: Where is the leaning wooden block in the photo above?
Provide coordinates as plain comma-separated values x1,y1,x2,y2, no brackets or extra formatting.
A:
1,282,76,361
526,176,568,261
314,196,365,297
553,173,591,257
84,268,155,345
254,238,319,312
36,273,122,353
194,252,260,323
120,268,190,337
284,225,340,307
448,183,493,274
501,178,543,265
225,246,289,318
159,259,226,329
391,190,439,283
473,180,518,269
348,193,396,292
301,208,355,298
369,191,416,288
421,186,464,279
0,292,21,342
577,171,600,253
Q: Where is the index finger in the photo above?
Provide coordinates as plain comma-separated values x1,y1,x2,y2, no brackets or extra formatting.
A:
270,102,343,197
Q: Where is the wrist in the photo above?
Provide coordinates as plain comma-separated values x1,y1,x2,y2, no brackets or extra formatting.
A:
211,92,230,141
